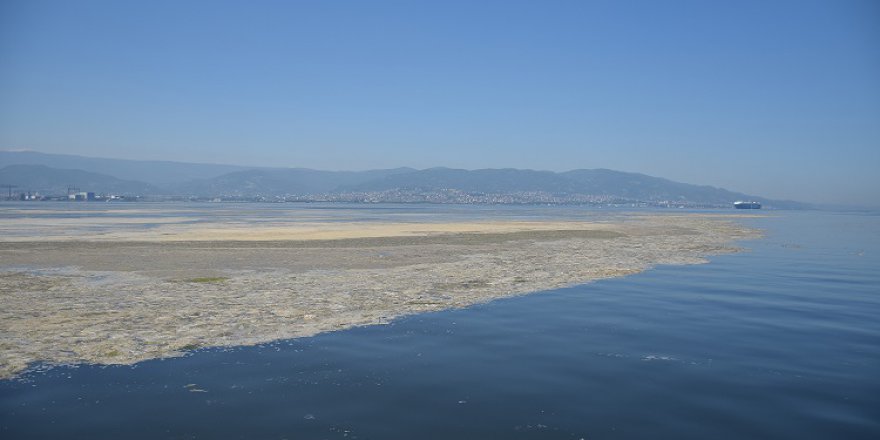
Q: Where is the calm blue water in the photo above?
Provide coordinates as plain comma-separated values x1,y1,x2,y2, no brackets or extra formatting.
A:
1,209,878,439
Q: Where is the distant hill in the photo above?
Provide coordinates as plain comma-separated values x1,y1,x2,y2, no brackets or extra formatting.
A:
177,167,416,196
0,151,249,185
560,169,761,205
346,167,801,207
346,167,578,193
0,164,158,195
0,151,809,207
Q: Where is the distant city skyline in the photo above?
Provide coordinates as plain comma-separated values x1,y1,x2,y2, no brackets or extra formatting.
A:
2,0,878,206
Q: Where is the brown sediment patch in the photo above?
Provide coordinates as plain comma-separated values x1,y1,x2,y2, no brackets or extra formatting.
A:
0,214,760,379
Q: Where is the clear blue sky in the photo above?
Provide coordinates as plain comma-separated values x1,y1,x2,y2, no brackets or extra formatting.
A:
1,0,878,206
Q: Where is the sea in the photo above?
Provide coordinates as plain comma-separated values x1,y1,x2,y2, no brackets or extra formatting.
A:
0,204,878,439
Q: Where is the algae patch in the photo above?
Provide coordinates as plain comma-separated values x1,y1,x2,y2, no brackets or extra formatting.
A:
180,277,229,284
0,214,760,379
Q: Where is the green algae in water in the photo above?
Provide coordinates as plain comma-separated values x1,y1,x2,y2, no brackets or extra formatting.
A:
181,277,228,284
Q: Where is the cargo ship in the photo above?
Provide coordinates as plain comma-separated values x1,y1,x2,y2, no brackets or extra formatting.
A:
734,201,761,209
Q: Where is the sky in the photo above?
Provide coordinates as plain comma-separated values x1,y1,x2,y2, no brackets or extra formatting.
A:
1,0,878,206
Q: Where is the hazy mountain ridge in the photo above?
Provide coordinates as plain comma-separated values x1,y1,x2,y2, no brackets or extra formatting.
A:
346,167,579,193
0,164,159,195
176,167,416,196
0,151,806,207
346,167,790,206
560,169,755,204
0,151,251,185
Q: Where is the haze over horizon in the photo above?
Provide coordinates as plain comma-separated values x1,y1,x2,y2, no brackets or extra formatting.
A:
2,0,878,206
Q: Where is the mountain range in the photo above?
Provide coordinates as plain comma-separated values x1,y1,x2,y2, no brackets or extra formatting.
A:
0,151,807,208
0,164,160,195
